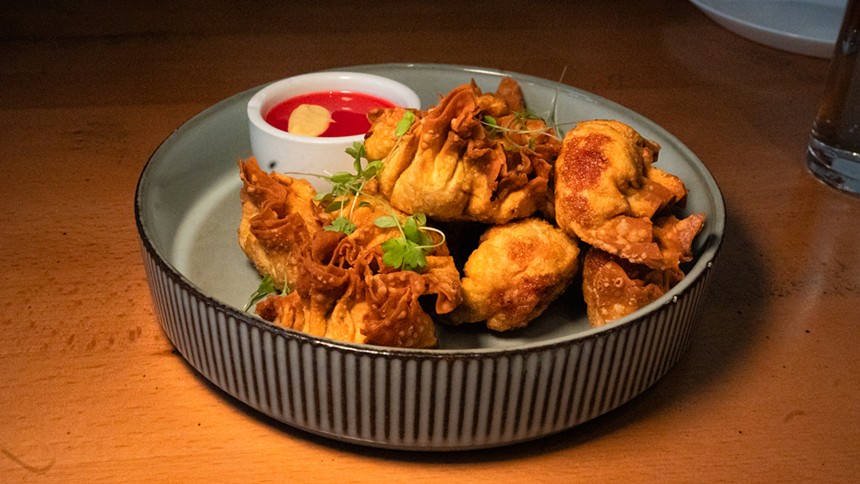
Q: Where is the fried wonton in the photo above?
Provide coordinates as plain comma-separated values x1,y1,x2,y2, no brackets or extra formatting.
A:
554,119,704,271
364,78,559,224
446,218,581,331
238,158,461,348
581,247,683,326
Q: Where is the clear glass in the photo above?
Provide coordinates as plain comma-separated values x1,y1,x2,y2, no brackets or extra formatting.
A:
807,0,860,196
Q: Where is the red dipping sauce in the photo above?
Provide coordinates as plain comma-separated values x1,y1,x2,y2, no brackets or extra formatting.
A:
265,91,395,137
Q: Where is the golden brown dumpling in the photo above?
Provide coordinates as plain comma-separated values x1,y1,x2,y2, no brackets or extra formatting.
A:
238,158,460,348
366,78,559,224
554,119,704,271
446,218,580,331
581,247,684,326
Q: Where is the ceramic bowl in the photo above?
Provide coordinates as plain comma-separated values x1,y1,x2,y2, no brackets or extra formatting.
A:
136,64,725,451
247,71,421,191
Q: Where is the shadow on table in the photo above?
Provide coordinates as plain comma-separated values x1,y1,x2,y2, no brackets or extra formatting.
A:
180,204,768,462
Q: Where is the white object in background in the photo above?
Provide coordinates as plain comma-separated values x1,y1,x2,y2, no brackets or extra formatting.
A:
690,0,848,58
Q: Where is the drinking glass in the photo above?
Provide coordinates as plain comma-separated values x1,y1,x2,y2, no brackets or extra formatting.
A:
807,0,860,195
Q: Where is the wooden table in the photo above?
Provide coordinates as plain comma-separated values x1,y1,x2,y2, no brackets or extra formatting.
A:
2,1,858,481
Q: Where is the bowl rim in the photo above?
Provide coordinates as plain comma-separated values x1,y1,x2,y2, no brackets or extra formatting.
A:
136,62,726,358
246,70,422,145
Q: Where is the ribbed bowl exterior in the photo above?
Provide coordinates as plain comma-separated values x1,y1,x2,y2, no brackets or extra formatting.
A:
141,240,714,450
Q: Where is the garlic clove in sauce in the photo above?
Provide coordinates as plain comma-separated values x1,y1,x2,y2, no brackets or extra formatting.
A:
287,104,332,137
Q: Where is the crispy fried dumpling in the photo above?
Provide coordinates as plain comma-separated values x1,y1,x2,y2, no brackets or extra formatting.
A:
365,78,559,224
238,155,326,292
554,119,704,271
446,218,580,331
238,158,461,348
581,247,684,326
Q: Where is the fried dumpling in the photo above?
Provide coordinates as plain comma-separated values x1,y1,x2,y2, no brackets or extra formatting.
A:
446,218,581,331
238,155,326,292
238,158,461,348
365,78,559,224
581,247,683,326
363,106,420,162
554,119,704,271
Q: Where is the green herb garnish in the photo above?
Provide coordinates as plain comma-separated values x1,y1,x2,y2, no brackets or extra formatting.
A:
547,66,567,138
345,141,367,165
483,115,500,137
315,142,382,204
374,212,445,272
480,111,562,143
243,274,290,312
311,142,383,234
395,110,416,137
325,215,357,235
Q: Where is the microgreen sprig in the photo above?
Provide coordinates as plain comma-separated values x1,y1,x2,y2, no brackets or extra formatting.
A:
373,212,445,272
479,65,574,145
325,215,357,235
483,115,501,137
395,110,416,137
547,66,568,138
244,273,291,312
480,112,564,144
311,141,383,235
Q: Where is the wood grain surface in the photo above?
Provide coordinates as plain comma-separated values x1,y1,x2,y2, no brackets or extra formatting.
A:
1,1,858,481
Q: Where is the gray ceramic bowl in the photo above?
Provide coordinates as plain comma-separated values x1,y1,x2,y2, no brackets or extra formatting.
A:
135,64,725,451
